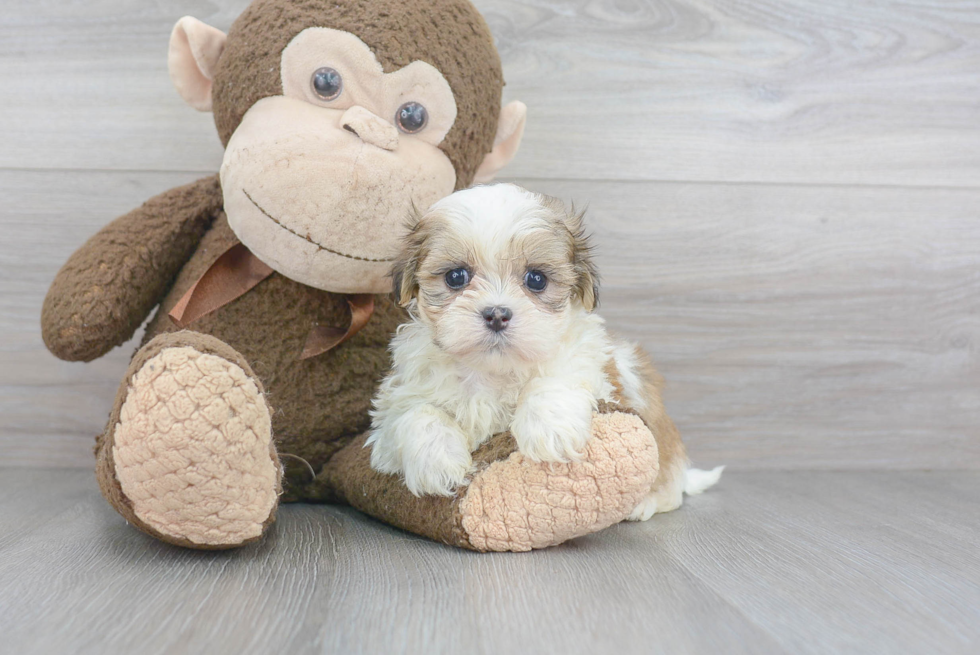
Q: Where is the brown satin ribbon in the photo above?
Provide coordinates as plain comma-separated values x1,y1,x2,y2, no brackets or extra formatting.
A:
299,293,374,360
169,243,274,328
168,242,375,360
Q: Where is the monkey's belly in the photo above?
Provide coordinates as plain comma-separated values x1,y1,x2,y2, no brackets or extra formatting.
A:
141,220,404,490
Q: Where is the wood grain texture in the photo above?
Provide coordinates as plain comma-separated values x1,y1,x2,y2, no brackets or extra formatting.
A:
1,0,977,468
520,178,980,469
3,169,977,468
1,0,979,185
0,469,976,655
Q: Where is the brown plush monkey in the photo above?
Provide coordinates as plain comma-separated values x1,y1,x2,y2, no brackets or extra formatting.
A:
41,0,659,552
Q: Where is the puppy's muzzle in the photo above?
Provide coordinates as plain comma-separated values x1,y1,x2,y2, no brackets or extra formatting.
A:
481,306,512,333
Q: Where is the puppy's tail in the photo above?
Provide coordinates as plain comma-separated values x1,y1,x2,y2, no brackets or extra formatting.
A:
684,465,725,495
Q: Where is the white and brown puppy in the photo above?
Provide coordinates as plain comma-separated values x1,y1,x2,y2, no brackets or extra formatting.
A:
367,184,722,518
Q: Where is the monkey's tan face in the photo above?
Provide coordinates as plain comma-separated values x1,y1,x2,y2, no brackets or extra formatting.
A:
219,28,459,293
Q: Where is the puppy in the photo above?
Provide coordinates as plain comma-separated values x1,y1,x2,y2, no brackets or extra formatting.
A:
367,184,722,519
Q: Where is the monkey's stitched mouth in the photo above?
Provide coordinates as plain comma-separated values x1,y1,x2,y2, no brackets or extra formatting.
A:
242,189,395,263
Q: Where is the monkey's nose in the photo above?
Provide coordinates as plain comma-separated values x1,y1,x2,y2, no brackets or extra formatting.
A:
339,106,399,151
481,306,513,333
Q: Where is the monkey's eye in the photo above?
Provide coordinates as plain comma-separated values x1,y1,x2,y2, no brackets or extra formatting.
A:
311,67,343,101
524,270,547,292
445,268,470,289
396,102,428,134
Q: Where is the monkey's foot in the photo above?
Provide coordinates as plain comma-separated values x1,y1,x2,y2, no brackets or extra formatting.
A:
325,404,659,552
97,332,281,549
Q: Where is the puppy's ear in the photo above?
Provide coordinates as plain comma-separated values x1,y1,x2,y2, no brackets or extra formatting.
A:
566,205,600,311
390,207,425,307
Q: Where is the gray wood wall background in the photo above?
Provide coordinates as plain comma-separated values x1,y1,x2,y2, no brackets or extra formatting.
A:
2,0,977,470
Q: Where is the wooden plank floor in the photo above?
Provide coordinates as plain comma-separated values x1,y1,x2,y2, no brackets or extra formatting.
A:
0,469,977,655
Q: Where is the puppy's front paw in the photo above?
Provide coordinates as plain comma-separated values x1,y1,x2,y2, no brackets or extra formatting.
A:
511,388,594,463
402,433,473,497
369,405,473,497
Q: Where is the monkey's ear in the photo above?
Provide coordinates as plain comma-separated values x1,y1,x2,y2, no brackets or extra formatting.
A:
472,101,527,185
168,16,227,112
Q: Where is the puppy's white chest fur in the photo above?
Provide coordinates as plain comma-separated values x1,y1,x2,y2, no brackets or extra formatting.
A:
453,368,523,445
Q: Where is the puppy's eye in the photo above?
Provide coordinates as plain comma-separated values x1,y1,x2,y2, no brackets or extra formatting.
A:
445,268,470,289
312,67,343,101
524,270,547,292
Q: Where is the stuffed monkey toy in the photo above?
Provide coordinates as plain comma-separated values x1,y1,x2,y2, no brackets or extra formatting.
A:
41,0,659,552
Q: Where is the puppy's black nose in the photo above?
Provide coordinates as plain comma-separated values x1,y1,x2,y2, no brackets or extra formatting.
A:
481,306,513,332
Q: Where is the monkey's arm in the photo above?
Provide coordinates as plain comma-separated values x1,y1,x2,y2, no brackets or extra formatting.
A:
41,175,223,362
